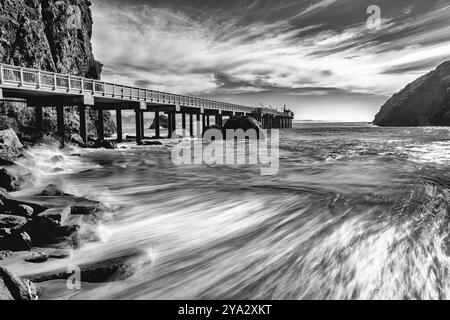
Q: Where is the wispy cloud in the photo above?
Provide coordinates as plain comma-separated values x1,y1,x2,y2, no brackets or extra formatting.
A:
92,0,450,120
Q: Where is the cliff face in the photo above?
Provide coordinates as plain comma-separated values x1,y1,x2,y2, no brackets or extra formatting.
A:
0,0,115,139
374,61,450,126
0,0,102,78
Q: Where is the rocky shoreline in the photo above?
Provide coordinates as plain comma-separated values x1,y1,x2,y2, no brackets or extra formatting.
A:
0,128,150,300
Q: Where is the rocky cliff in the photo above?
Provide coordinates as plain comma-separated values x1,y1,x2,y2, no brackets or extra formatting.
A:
374,61,450,126
0,0,115,139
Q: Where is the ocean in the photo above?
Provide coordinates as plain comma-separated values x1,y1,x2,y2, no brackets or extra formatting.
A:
10,122,450,299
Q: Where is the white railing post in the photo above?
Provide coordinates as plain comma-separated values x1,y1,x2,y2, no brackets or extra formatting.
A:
81,78,84,93
93,80,96,95
20,68,24,86
0,65,3,85
37,70,41,88
68,75,71,92
53,73,57,90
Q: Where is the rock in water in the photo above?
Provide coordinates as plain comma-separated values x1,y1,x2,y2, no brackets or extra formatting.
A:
149,115,169,129
374,61,450,126
0,129,23,163
0,169,21,192
70,134,84,145
222,116,264,139
0,229,32,251
0,214,28,229
0,267,39,300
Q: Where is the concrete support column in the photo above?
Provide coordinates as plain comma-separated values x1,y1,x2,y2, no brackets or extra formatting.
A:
155,111,160,139
189,113,194,137
196,114,201,138
56,107,65,141
202,114,206,134
167,112,173,138
97,109,105,141
206,115,210,127
135,109,142,144
78,105,87,142
182,113,186,131
140,112,145,138
35,106,43,135
116,109,122,142
172,112,177,136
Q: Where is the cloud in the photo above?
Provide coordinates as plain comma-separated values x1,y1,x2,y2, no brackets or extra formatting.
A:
91,0,450,119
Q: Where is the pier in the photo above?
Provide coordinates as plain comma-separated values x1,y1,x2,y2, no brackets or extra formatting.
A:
0,64,294,143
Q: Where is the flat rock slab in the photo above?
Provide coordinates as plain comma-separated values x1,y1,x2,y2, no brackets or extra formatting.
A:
26,250,150,284
0,267,39,300
9,196,103,214
0,214,28,229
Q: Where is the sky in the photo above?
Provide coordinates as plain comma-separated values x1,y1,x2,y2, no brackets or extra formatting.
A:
91,0,450,121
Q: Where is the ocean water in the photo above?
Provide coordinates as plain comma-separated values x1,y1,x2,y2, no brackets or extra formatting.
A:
10,122,450,300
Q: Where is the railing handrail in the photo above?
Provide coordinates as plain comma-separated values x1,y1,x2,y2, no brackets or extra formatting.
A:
0,63,289,116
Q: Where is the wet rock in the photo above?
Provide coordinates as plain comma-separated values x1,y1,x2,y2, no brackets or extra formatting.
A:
1,198,47,217
20,216,59,247
15,205,34,217
38,206,72,226
94,139,117,150
0,168,21,192
70,134,84,145
50,155,64,163
50,225,81,249
0,214,28,229
0,267,39,300
39,184,70,197
0,250,13,260
48,249,72,259
0,229,32,251
149,114,169,129
222,116,264,140
80,141,96,148
0,129,23,163
138,141,163,146
27,250,150,283
25,251,49,264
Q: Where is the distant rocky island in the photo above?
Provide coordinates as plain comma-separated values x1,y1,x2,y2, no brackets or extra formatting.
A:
374,60,450,126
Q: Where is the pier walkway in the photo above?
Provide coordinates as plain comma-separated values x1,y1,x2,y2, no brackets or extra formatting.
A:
0,64,294,143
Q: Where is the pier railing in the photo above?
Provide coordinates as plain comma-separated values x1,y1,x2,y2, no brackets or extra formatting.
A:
0,64,288,116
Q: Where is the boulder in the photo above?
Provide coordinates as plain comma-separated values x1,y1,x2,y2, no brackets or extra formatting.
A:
39,184,70,197
94,139,117,150
27,249,150,283
15,205,34,217
0,169,21,192
0,267,39,300
0,129,23,163
50,155,64,163
0,250,12,260
0,229,32,251
0,214,28,229
149,114,169,129
137,141,163,146
222,116,264,139
25,251,49,264
70,134,84,145
374,60,450,126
